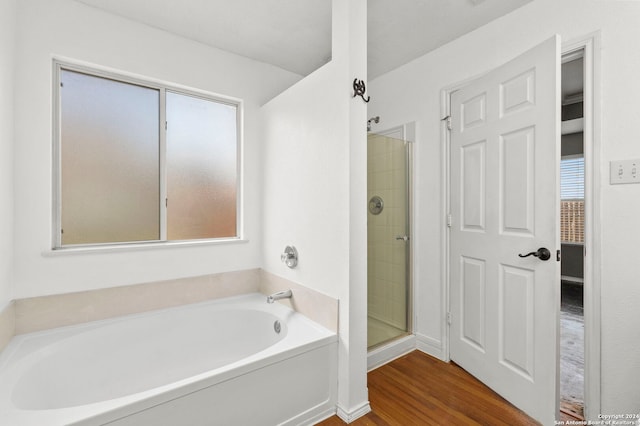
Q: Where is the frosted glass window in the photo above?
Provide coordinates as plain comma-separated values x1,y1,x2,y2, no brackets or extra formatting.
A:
55,63,240,248
60,70,160,245
166,92,237,239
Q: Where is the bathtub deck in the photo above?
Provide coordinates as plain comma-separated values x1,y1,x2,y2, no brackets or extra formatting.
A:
317,350,539,425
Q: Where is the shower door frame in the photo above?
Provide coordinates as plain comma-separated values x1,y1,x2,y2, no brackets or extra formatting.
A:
366,122,415,365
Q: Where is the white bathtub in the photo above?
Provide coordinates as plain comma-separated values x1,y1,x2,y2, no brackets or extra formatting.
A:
0,293,338,425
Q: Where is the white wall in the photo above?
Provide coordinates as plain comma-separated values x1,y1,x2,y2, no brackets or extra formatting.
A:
261,0,369,418
369,0,640,416
12,0,300,299
0,0,16,308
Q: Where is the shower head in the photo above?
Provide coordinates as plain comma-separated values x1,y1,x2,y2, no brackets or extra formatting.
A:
367,116,380,131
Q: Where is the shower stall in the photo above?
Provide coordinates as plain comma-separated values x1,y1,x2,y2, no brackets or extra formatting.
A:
367,125,412,350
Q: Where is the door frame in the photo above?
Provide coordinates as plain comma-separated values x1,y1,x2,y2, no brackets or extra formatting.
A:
439,34,602,419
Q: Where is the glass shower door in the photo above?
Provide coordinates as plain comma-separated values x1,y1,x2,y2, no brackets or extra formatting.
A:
367,133,411,349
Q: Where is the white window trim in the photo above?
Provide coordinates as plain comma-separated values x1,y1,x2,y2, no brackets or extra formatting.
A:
51,58,245,251
42,237,250,257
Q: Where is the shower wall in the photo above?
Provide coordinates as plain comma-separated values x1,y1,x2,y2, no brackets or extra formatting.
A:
367,134,407,331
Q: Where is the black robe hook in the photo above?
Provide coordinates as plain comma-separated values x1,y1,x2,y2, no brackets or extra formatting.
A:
353,78,370,103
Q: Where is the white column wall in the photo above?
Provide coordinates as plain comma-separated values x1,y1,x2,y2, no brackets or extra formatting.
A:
0,0,16,307
12,0,300,298
261,0,369,418
368,0,640,415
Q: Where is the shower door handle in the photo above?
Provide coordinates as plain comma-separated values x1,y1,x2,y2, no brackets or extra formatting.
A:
395,235,409,242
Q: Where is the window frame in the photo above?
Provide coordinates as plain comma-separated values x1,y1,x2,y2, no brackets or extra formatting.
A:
52,59,244,251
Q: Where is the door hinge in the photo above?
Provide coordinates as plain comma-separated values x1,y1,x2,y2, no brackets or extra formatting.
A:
447,213,452,228
446,312,452,325
442,115,452,131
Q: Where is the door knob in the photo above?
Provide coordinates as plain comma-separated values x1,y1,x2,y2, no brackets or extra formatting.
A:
518,247,551,261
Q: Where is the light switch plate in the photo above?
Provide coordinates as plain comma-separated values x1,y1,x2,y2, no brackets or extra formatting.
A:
610,159,640,184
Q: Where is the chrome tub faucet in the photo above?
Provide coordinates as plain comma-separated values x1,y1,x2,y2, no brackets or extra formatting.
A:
267,289,292,304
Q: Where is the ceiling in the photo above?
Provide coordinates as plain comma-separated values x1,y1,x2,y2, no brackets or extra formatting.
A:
75,0,532,80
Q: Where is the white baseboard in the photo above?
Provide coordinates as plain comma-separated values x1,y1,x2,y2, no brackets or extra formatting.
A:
293,405,337,426
367,334,416,371
416,333,445,360
561,275,584,284
336,401,371,424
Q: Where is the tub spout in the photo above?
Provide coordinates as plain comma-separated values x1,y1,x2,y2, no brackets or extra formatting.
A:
267,289,292,304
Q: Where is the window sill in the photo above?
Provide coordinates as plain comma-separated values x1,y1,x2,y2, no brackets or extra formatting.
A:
43,238,249,256
561,117,584,135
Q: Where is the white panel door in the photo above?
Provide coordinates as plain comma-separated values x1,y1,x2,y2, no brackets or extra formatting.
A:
449,36,560,425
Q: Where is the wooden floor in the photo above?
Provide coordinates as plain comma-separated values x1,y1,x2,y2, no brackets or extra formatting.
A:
317,351,540,426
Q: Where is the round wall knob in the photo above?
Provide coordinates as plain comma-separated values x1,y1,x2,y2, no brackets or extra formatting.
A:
368,196,384,215
281,245,298,268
